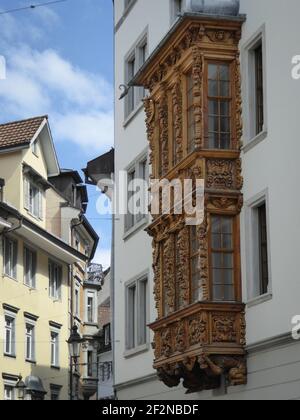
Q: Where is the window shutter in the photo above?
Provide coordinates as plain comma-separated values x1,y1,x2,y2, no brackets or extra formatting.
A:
24,177,29,210
24,247,29,285
58,266,62,300
12,241,18,279
32,252,37,288
4,238,9,276
49,262,52,297
38,189,44,220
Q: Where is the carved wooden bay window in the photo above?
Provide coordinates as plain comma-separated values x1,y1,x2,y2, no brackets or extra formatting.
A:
135,15,246,393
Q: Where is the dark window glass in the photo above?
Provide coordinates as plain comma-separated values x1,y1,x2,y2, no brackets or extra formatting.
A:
255,43,264,135
258,203,269,295
207,63,232,150
211,216,235,301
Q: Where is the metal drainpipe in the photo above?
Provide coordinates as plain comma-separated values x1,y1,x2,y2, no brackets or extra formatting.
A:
70,216,84,400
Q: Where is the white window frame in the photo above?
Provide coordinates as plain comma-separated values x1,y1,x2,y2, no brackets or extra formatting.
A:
24,246,37,289
32,139,39,157
170,0,185,24
86,291,96,324
3,236,18,280
245,189,272,307
124,151,149,237
24,176,44,220
49,260,62,301
4,382,16,400
50,384,62,401
50,328,60,368
242,25,268,152
4,312,16,357
124,29,148,121
125,272,149,356
25,321,36,362
74,283,80,318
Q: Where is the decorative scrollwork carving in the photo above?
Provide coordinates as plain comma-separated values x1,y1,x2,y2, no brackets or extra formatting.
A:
212,313,237,343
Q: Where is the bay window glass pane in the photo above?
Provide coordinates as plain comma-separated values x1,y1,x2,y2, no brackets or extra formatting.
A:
207,62,232,149
211,216,235,302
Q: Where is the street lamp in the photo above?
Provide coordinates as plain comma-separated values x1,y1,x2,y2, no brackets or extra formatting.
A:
67,325,83,400
15,375,26,401
67,325,83,362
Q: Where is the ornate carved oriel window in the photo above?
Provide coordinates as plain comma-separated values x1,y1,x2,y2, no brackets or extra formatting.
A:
135,14,247,393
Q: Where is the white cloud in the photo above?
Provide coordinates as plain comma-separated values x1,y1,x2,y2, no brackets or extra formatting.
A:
53,111,114,151
93,248,111,270
0,8,113,154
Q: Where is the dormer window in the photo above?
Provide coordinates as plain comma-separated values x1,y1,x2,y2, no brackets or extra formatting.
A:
32,140,38,156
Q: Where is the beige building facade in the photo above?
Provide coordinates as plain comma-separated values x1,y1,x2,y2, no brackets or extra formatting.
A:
0,116,98,400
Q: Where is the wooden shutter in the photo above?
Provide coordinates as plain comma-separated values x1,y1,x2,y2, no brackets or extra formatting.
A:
24,177,30,210
12,240,18,279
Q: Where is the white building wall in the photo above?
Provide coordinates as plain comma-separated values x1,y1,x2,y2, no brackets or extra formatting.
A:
114,0,172,389
114,0,300,400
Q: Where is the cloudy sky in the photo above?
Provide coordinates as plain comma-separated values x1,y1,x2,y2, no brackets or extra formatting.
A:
0,0,113,268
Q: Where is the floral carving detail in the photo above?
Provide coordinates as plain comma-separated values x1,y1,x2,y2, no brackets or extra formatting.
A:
171,74,183,163
152,240,161,317
158,89,169,176
212,314,237,343
144,97,156,168
176,227,190,308
161,328,172,358
189,312,208,346
207,160,234,190
174,323,186,353
192,46,204,149
163,235,175,314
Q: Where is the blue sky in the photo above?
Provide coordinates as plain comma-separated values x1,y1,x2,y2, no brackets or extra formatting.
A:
0,0,114,268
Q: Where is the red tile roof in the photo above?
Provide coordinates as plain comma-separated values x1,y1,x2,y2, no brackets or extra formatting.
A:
0,116,47,150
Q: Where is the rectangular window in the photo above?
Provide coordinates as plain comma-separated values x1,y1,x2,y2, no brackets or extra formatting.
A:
87,294,95,323
4,237,18,279
24,247,37,288
4,316,16,356
125,155,148,233
32,140,38,156
127,284,136,350
257,203,269,295
126,54,136,116
24,177,43,219
254,42,264,135
104,323,111,347
4,385,15,400
248,199,270,300
50,385,61,401
49,261,62,300
207,62,232,150
171,0,183,23
187,71,196,153
190,226,202,303
125,33,148,119
87,351,93,377
75,287,80,317
210,216,235,302
125,276,148,350
25,324,35,362
51,331,59,368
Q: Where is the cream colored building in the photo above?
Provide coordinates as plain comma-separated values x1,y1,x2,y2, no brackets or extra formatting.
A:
0,116,95,400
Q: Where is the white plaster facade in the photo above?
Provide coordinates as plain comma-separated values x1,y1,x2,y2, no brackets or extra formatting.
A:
113,0,300,400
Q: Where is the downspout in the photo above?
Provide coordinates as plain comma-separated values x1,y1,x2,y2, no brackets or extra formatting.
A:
69,216,85,400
